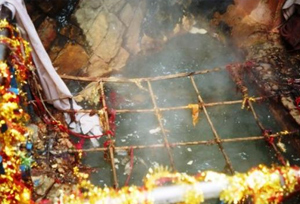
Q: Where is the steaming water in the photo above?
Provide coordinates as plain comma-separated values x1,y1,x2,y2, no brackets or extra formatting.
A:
76,32,300,202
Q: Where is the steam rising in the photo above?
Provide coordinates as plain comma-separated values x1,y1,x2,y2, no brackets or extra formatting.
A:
80,1,286,188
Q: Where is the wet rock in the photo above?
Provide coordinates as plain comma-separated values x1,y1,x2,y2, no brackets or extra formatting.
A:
37,17,57,51
281,96,296,110
86,55,109,77
103,0,126,13
93,13,125,62
109,47,130,71
36,0,53,14
86,11,109,50
53,43,89,75
59,24,85,45
124,0,146,54
290,109,300,124
248,1,272,25
212,1,281,48
75,82,98,104
48,35,68,62
119,3,134,27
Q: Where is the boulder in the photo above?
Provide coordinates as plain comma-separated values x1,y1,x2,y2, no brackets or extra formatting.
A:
37,17,57,51
86,11,109,50
119,3,133,27
109,47,130,71
93,13,125,62
86,55,109,77
124,0,146,54
53,43,89,75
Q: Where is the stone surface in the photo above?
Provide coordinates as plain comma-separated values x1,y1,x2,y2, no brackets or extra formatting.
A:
109,47,130,71
53,43,89,75
86,55,109,77
86,11,109,50
37,17,57,51
94,13,125,62
73,0,148,77
119,3,134,27
212,0,284,48
48,35,68,62
59,24,85,45
124,0,146,54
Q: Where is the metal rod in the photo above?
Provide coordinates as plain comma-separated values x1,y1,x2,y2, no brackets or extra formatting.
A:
190,76,235,174
60,67,223,83
57,96,269,114
248,100,287,165
49,130,298,154
99,81,119,188
147,80,175,170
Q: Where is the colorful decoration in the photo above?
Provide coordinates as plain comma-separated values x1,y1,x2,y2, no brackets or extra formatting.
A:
0,19,300,204
0,19,34,203
61,165,300,204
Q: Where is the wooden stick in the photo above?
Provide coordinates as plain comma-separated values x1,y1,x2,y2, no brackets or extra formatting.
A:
248,100,287,165
147,80,176,170
50,130,298,153
190,76,235,174
60,67,223,83
60,97,270,114
99,81,119,189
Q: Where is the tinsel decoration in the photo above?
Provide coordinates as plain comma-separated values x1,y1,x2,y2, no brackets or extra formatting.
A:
62,165,300,204
0,19,34,203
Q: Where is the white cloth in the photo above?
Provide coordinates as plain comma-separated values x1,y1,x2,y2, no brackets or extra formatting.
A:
1,0,101,146
282,0,300,20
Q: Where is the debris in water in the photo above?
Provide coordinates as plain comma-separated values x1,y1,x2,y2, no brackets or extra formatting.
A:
117,150,128,156
187,160,193,165
189,27,207,34
124,162,131,175
149,127,161,134
277,142,286,152
187,148,192,152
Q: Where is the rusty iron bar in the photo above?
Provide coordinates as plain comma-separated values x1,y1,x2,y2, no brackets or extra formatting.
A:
99,81,119,189
49,130,298,154
189,76,235,174
147,80,176,170
248,100,287,165
58,96,270,114
226,62,288,165
60,67,223,83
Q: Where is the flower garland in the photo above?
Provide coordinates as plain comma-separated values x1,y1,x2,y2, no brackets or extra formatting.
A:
0,19,34,203
62,165,300,204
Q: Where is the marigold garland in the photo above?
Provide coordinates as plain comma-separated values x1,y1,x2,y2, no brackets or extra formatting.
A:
0,19,34,203
61,165,300,204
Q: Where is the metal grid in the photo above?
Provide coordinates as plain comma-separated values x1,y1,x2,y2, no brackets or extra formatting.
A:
56,65,299,189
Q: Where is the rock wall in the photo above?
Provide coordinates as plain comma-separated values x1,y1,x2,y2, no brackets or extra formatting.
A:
26,0,147,77
74,0,146,77
211,0,300,126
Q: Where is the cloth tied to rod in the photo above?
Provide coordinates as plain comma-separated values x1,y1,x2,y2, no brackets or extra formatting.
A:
0,0,101,146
